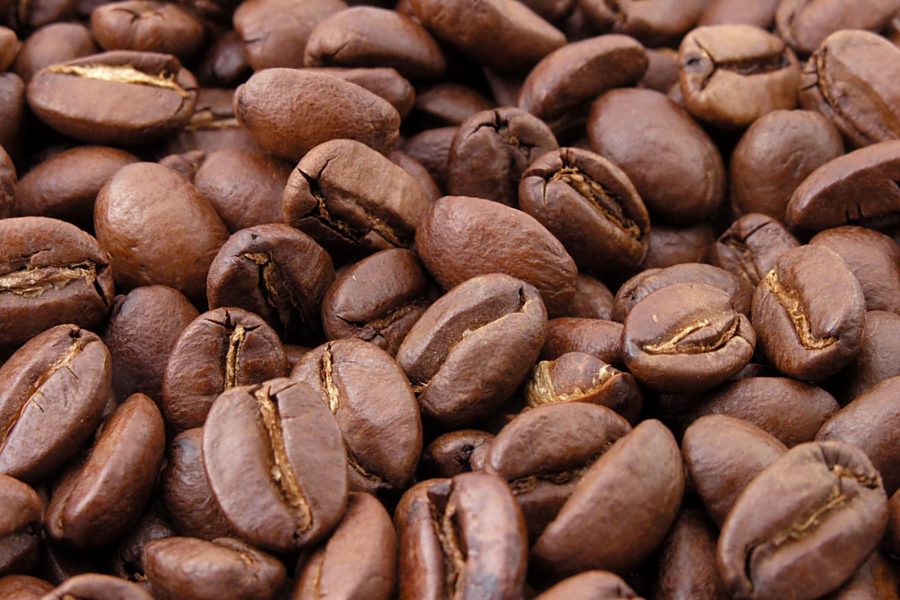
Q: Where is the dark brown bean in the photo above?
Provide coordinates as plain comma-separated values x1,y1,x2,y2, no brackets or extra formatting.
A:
90,1,205,59
303,67,416,119
653,510,727,600
541,318,623,365
577,0,705,46
43,574,152,599
835,311,900,401
13,23,96,84
776,0,900,56
421,430,494,478
0,474,42,576
0,575,53,599
710,214,800,286
0,146,13,219
536,571,641,599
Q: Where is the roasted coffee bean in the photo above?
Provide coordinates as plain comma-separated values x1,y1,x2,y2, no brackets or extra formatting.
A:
13,23,95,84
410,0,565,73
103,285,199,402
730,110,844,221
27,51,198,146
43,573,152,599
623,283,756,393
203,378,349,552
232,0,346,71
718,441,888,600
196,31,251,88
0,217,113,351
234,69,400,161
164,88,259,155
207,224,334,342
0,575,53,599
304,67,416,119
411,83,493,129
162,307,289,432
484,402,631,540
390,150,441,202
283,139,431,259
577,0,705,46
589,88,725,223
613,263,753,322
835,311,900,401
888,490,900,556
107,504,175,585
700,0,778,27
91,1,205,59
525,353,642,423
0,146,12,219
810,226,900,313
682,415,787,525
679,25,800,129
535,570,640,599
752,245,866,381
421,430,494,478
402,126,456,191
519,147,650,274
415,196,577,316
446,107,559,206
38,540,100,586
396,273,548,427
0,27,15,73
0,474,41,576
321,248,435,356
0,74,24,153
818,376,900,494
654,510,727,600
799,30,900,148
642,222,713,269
95,162,228,303
397,472,528,600
304,7,445,80
542,318,623,365
0,325,110,483
640,47,679,93
566,274,614,320
531,419,683,578
14,146,137,229
828,551,900,599
45,394,165,548
710,214,800,286
143,537,286,600
788,140,900,231
776,0,900,56
519,35,648,122
290,339,422,494
160,428,233,540
292,492,396,600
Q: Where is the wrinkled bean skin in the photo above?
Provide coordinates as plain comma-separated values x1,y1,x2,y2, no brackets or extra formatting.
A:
710,214,800,286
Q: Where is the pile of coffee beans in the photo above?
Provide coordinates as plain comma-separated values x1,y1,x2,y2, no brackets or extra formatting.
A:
1,0,899,598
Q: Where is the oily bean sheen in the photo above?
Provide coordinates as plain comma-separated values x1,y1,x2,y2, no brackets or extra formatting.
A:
578,0,705,46
203,378,349,552
26,51,198,145
162,307,289,432
90,1,206,59
799,30,900,148
710,214,800,286
292,492,396,600
623,283,756,394
415,196,577,316
142,537,286,600
397,472,528,600
775,0,900,56
0,217,114,350
0,325,110,483
787,140,900,231
519,35,648,121
396,273,548,428
94,162,228,304
654,510,727,600
679,25,800,129
43,574,152,599
290,339,423,494
718,441,888,600
535,571,641,600
519,147,650,274
410,0,565,74
283,139,431,259
751,245,866,381
0,474,42,576
45,394,165,548
206,224,335,343
234,69,400,161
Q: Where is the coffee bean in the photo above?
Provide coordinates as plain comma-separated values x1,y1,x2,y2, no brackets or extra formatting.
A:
206,224,335,342
718,441,888,599
292,492,396,600
536,571,640,600
401,126,456,190
411,83,493,129
43,573,153,599
541,318,623,365
788,140,900,231
196,32,251,88
390,150,442,202
203,378,349,552
0,74,24,153
776,0,900,56
234,69,400,161
0,325,110,483
396,273,548,427
566,274,614,320
679,25,800,129
94,162,228,303
164,88,259,156
0,474,41,576
710,214,800,286
888,491,900,556
397,472,528,599
640,47,679,92
751,245,866,381
0,217,114,350
799,30,900,148
578,0,705,46
0,27,16,73
415,196,577,316
45,394,165,548
654,510,727,600
835,311,900,400
27,51,198,145
290,339,423,494
829,551,900,599
421,430,494,478
303,67,416,118
0,145,13,219
519,147,650,274
641,222,713,269
143,537,285,600
162,307,289,432
700,0,778,27
13,23,96,84
91,1,206,59
0,574,53,598
447,107,559,206
107,504,174,586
